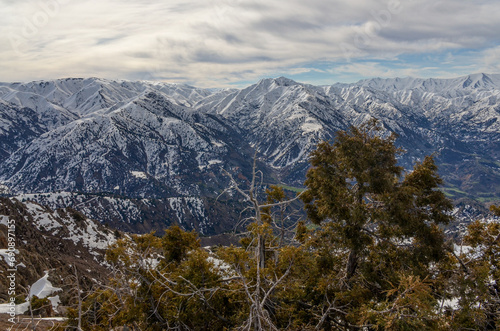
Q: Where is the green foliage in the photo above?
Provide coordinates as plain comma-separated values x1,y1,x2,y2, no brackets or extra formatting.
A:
30,295,53,317
161,225,200,263
262,185,286,224
302,121,452,262
491,204,500,216
299,121,455,328
69,226,242,330
444,219,500,329
302,121,403,252
14,295,25,305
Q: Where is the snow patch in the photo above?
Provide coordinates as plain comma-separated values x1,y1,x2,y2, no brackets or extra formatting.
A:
0,248,18,265
29,271,62,300
301,121,323,133
48,295,61,312
0,271,62,315
0,302,29,315
0,215,8,226
211,141,224,147
25,202,62,232
131,171,147,179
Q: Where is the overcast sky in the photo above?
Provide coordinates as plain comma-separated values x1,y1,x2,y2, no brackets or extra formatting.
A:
1,0,500,87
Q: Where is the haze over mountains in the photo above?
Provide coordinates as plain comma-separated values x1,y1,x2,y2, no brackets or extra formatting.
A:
0,73,499,234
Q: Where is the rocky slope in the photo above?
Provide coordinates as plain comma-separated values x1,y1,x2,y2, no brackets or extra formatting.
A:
14,192,244,235
0,197,118,304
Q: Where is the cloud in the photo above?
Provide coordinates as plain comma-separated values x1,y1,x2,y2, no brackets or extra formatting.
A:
479,46,500,72
0,0,499,86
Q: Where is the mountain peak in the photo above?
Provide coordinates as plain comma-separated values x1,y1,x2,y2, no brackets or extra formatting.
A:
461,73,498,89
256,76,300,88
274,76,299,86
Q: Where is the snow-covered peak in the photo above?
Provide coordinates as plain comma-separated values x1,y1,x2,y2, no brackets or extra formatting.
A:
0,78,222,121
459,73,500,89
256,76,301,88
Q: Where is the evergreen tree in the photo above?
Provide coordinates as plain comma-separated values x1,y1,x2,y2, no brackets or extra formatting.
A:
445,206,500,329
301,120,454,329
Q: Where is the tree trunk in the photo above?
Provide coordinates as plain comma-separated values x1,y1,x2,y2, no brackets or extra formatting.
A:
258,234,265,269
346,250,358,280
280,209,285,248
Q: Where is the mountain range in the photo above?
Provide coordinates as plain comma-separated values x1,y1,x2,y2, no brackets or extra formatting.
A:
0,73,499,234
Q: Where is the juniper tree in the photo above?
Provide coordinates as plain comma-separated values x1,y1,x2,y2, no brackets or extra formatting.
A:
444,204,500,329
300,120,454,329
302,120,452,275
220,154,306,330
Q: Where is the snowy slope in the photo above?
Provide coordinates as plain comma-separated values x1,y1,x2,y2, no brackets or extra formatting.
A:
0,100,47,162
0,197,120,312
16,199,116,255
0,78,227,119
197,77,348,169
14,192,239,235
0,90,244,197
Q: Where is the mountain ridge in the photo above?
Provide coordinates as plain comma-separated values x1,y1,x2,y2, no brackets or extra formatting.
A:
0,73,499,234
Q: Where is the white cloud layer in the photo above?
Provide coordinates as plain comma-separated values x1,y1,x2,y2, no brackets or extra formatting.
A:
0,0,500,86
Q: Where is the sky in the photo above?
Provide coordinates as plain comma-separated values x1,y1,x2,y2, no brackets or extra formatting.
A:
1,0,500,87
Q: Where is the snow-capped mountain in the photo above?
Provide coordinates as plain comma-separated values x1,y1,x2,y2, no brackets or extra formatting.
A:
0,90,243,196
197,77,348,182
0,100,46,163
0,74,499,233
198,73,500,194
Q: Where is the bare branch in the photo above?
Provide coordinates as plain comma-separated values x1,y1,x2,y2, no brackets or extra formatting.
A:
258,190,306,209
